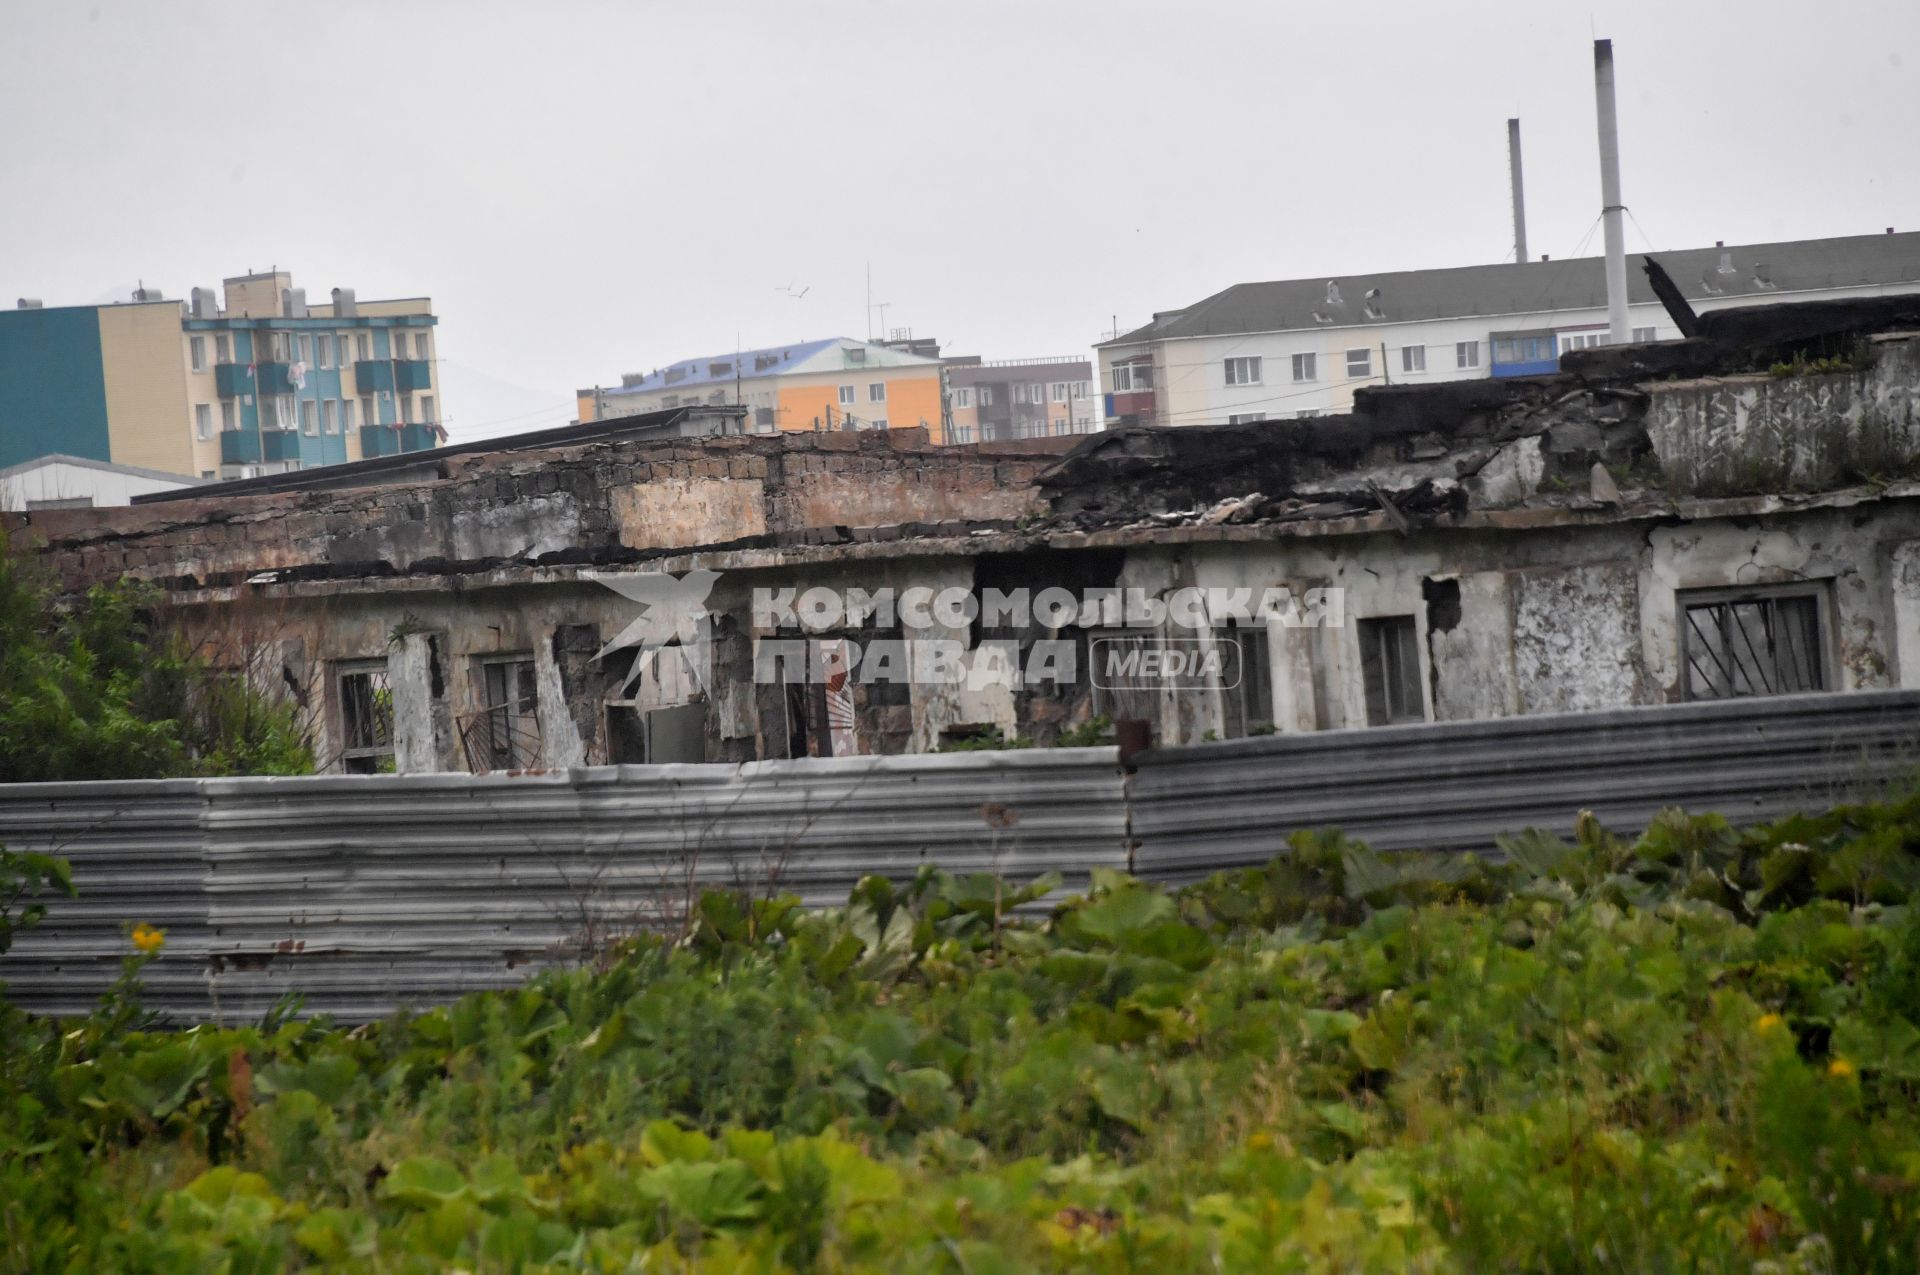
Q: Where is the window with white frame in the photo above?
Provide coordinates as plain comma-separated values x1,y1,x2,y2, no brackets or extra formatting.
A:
421,395,434,422
979,385,994,406
1633,326,1658,343
1345,348,1371,378
1559,330,1605,351
871,418,887,430
392,331,410,360
194,403,212,439
190,336,206,372
950,425,975,443
837,384,854,406
300,399,318,436
1071,381,1087,399
400,395,414,425
298,334,313,366
220,401,236,432
953,387,973,408
1291,352,1317,382
1456,341,1480,369
275,395,296,430
322,400,337,434
360,395,375,427
1112,362,1154,392
356,332,371,362
214,334,231,365
869,382,886,402
1224,356,1262,386
414,331,430,360
342,399,356,430
1227,412,1268,424
1051,382,1069,402
1013,382,1029,404
1032,382,1047,403
1401,344,1426,373
317,334,333,369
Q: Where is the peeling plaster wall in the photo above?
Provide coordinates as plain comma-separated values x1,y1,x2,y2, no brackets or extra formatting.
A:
1511,562,1646,713
1428,571,1517,721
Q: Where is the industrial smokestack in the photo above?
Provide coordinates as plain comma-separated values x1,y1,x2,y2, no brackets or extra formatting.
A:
1592,39,1631,344
1507,118,1528,265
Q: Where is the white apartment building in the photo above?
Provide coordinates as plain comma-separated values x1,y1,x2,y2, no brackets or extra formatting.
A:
1097,230,1920,428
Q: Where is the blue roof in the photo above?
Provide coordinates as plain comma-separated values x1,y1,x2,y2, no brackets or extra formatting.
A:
606,338,846,396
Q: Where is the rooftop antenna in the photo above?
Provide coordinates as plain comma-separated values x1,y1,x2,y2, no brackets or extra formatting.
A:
864,262,890,344
1507,118,1529,264
1592,39,1631,344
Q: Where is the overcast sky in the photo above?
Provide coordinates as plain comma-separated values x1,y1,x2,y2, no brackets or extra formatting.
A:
3,0,1915,441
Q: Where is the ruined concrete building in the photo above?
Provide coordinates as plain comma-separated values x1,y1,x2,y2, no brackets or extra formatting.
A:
9,294,1920,773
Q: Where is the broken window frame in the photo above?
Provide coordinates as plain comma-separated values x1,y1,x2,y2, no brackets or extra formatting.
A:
1216,623,1276,738
1679,584,1830,702
466,654,541,772
1357,615,1425,727
335,659,396,773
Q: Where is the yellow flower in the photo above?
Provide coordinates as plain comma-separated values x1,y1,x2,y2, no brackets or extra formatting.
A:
130,923,166,954
1755,1013,1786,1035
1828,1057,1856,1079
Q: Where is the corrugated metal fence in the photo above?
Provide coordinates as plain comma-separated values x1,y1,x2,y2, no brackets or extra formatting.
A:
2,691,1916,1022
1128,689,1920,881
2,750,1125,1021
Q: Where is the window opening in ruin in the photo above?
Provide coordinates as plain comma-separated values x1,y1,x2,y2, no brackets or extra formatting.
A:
1680,585,1827,700
337,660,396,772
1359,616,1424,726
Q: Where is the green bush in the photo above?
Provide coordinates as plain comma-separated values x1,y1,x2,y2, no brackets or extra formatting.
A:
0,530,311,780
8,795,1920,1269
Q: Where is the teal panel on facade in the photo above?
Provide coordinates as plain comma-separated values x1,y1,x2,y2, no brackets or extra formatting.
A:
0,307,111,468
221,430,264,465
215,363,253,397
395,360,432,393
355,361,395,393
398,423,438,453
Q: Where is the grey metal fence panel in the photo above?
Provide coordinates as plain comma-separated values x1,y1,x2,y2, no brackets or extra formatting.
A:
0,780,210,1019
1,749,1126,1023
6,693,1916,1023
1126,689,1920,882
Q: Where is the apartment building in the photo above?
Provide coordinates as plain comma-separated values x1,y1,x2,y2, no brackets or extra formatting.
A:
1097,229,1920,428
0,271,444,481
942,355,1097,443
579,338,944,434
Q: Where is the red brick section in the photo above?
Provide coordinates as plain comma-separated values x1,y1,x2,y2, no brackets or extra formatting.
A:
5,429,1057,595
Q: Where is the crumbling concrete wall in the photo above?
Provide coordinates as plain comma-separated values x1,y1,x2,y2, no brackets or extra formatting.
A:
8,429,1054,597
1646,335,1920,496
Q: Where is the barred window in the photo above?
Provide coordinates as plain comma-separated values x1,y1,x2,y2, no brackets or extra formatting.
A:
337,660,395,773
1681,586,1827,700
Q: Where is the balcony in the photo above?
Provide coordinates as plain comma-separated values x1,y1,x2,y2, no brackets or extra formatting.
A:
352,359,428,393
215,364,250,397
215,362,293,397
219,430,261,465
359,422,439,458
1489,331,1559,380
